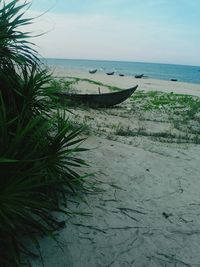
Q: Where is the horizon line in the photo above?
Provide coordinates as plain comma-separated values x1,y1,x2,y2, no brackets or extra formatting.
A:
40,57,200,68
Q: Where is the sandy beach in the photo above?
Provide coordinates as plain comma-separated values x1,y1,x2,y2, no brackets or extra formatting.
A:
52,68,200,97
2,1,200,266
32,68,200,267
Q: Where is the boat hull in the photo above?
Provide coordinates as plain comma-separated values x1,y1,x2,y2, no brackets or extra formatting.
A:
135,74,144,78
106,72,114,75
89,69,97,74
55,85,138,108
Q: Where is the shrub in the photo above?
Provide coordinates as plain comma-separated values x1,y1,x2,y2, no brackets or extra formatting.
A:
0,1,88,266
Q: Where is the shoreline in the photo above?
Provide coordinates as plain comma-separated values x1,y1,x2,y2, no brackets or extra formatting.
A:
51,67,200,97
43,57,200,84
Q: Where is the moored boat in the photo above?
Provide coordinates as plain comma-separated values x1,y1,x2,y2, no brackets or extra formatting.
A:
135,74,144,78
106,71,114,75
55,85,138,108
89,69,97,74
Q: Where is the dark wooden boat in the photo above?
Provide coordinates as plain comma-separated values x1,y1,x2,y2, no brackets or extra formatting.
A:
135,74,144,78
170,79,177,82
119,73,124,76
106,71,114,75
89,69,97,74
55,85,138,108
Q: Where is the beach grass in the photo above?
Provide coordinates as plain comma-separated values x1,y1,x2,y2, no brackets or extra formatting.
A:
128,90,200,143
131,90,200,115
52,76,122,93
50,78,78,93
59,83,200,144
114,125,200,144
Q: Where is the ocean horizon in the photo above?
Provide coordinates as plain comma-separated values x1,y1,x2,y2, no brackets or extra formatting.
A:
42,58,200,85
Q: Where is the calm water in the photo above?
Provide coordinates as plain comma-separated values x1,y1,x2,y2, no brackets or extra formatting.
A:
42,58,200,84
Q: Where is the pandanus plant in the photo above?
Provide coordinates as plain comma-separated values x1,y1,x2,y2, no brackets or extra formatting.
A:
0,1,88,266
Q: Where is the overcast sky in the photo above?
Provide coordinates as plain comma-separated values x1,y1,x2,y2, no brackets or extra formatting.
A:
26,0,200,66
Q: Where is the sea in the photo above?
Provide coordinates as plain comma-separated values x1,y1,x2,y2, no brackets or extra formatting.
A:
42,58,200,85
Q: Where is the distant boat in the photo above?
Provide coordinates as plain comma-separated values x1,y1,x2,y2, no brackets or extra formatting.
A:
170,79,177,82
89,69,97,74
119,74,124,77
54,85,138,108
135,74,144,78
106,71,114,75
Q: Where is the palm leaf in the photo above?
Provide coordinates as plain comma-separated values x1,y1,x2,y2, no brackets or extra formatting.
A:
0,1,91,266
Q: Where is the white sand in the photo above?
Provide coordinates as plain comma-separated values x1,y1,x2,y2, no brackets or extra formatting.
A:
31,68,200,267
52,67,200,97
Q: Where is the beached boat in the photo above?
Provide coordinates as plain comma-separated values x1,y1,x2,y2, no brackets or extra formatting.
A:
135,74,144,78
55,85,138,108
89,69,97,74
106,71,114,75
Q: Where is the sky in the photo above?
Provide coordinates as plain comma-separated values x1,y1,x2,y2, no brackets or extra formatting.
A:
23,0,200,66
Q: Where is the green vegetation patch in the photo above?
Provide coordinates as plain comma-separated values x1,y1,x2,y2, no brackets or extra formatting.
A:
50,78,78,93
129,90,200,144
114,125,200,144
132,90,200,115
53,76,122,93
